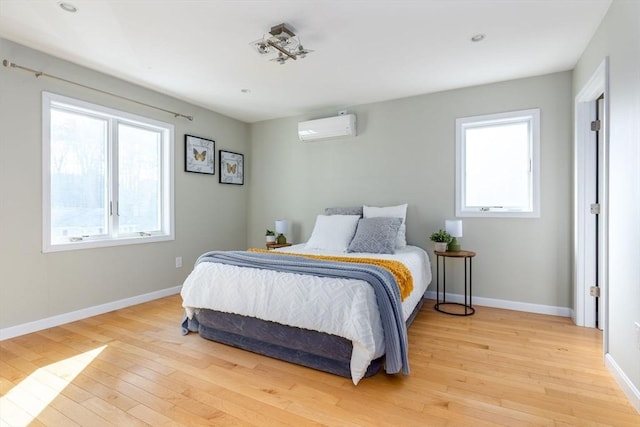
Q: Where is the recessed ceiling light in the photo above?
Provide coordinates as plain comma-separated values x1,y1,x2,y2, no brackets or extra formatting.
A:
471,34,486,42
58,2,78,13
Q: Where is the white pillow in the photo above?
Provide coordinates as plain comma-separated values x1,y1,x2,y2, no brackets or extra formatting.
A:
305,214,361,252
363,204,408,248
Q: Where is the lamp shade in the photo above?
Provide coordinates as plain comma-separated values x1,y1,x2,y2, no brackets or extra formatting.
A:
275,219,289,235
445,220,463,238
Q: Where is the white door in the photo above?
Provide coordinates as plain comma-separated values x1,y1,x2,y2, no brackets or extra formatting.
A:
593,94,605,330
574,58,608,342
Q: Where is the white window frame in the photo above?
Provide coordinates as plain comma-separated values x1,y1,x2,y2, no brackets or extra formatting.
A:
455,108,540,218
42,92,175,252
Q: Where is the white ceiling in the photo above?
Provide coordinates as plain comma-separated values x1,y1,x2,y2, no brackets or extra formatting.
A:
0,0,611,123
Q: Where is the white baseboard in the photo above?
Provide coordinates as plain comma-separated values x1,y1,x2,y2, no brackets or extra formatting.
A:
424,291,572,317
0,289,571,341
605,353,640,414
0,285,182,341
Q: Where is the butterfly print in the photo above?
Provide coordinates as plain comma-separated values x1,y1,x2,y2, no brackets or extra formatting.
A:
193,148,206,161
226,162,237,174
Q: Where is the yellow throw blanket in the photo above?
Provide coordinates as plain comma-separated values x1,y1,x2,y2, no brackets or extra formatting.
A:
249,248,413,301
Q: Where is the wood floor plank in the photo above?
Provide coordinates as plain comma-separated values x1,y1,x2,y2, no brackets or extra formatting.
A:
32,404,79,427
47,393,113,427
1,295,639,426
79,396,148,427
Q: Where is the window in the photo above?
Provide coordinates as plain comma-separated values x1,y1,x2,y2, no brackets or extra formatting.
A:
43,92,174,252
455,109,540,218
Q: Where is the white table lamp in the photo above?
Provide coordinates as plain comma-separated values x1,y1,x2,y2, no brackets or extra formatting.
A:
445,220,463,251
275,219,289,244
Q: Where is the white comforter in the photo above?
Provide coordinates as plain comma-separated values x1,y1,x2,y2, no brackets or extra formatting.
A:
180,244,431,384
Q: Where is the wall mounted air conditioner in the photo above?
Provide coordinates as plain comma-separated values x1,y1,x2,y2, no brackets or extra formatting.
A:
298,114,357,142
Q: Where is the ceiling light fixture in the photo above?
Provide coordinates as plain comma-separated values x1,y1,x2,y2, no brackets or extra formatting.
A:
58,2,78,13
251,23,313,65
471,34,486,42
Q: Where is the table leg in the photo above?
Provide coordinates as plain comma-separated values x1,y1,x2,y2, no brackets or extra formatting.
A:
469,257,473,311
442,256,447,303
464,256,468,315
435,254,440,308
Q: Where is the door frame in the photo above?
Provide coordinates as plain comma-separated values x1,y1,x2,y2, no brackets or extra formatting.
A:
573,58,609,348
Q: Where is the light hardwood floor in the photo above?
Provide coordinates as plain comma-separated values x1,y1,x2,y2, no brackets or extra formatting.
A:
1,295,639,426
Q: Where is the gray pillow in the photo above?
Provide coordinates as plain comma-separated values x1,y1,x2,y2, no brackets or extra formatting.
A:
325,206,363,217
347,217,402,254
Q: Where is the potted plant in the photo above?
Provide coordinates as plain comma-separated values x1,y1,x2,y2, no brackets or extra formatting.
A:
429,229,452,252
265,229,276,243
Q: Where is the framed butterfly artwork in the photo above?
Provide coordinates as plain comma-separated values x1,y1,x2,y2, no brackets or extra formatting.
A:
185,134,215,174
219,150,244,185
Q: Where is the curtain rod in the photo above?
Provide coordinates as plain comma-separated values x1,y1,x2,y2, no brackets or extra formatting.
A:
2,59,194,121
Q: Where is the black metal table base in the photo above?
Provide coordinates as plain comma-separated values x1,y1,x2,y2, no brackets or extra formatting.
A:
434,302,475,316
434,250,475,317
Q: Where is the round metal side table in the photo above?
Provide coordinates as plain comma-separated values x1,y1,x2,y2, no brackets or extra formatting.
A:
434,250,476,316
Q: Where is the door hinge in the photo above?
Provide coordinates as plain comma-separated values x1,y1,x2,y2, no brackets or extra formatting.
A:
590,286,600,297
591,120,601,131
590,203,601,214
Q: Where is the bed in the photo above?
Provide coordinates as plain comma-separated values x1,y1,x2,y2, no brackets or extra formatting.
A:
180,205,432,384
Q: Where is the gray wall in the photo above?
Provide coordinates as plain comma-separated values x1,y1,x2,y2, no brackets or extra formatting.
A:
247,72,573,309
573,0,640,402
0,38,575,328
0,38,249,330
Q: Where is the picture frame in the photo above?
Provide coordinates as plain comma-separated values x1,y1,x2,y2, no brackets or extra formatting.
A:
219,150,244,185
185,134,215,174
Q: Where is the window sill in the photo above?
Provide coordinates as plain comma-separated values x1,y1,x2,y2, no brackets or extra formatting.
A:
456,210,540,218
43,234,174,253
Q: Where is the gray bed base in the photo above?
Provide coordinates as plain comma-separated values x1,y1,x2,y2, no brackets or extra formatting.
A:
184,296,426,379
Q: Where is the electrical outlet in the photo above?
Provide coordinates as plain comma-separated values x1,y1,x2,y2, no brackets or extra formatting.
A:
635,322,640,351
175,256,182,268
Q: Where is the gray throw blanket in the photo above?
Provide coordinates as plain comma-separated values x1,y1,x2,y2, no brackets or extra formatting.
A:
195,250,410,375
